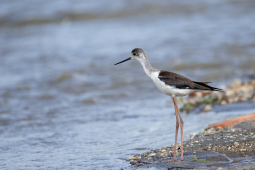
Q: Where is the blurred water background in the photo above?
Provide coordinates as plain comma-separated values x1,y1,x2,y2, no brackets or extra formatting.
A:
0,0,255,169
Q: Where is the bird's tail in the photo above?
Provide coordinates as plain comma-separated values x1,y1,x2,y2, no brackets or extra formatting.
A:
193,81,224,92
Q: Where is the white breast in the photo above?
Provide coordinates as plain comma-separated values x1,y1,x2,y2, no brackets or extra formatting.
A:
148,71,195,97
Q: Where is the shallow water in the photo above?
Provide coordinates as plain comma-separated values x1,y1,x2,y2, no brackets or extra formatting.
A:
0,0,255,169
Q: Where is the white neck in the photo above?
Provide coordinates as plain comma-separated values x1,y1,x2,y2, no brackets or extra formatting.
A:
138,57,157,77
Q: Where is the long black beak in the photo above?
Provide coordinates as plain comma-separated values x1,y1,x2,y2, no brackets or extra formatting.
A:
114,57,131,65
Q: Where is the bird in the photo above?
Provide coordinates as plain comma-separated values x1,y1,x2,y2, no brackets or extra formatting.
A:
114,48,223,162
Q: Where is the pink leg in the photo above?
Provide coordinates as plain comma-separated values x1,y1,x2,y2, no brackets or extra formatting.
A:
161,96,180,162
173,96,184,161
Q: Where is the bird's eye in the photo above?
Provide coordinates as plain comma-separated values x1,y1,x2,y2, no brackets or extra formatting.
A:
133,53,136,56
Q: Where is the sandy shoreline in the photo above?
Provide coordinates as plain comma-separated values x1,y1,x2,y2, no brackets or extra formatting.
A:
127,119,255,169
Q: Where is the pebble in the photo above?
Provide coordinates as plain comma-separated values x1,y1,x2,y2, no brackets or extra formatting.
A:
216,127,222,132
204,104,212,112
149,153,156,157
159,153,165,157
234,142,239,147
230,128,236,132
221,100,227,105
217,167,224,170
161,149,166,153
206,128,215,134
127,120,255,168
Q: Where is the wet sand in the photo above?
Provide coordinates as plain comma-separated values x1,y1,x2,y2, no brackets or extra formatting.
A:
128,120,255,169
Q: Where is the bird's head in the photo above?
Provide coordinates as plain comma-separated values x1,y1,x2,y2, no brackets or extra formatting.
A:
114,48,147,65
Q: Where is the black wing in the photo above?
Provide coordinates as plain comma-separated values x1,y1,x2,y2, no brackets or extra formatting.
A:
158,70,223,91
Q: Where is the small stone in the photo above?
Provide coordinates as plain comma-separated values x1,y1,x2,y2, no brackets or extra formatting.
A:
228,98,234,103
220,100,227,105
234,142,239,147
159,153,165,157
204,104,212,112
130,160,136,165
216,127,222,132
206,128,215,134
131,157,137,160
217,167,224,170
149,153,156,157
161,149,166,153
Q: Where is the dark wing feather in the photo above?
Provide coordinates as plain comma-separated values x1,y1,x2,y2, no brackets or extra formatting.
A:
193,81,224,92
158,71,195,89
158,70,223,92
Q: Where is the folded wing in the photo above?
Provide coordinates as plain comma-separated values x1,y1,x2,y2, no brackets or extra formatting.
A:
158,70,223,92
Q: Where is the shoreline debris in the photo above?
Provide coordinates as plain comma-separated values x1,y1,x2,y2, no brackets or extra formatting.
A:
179,79,255,113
